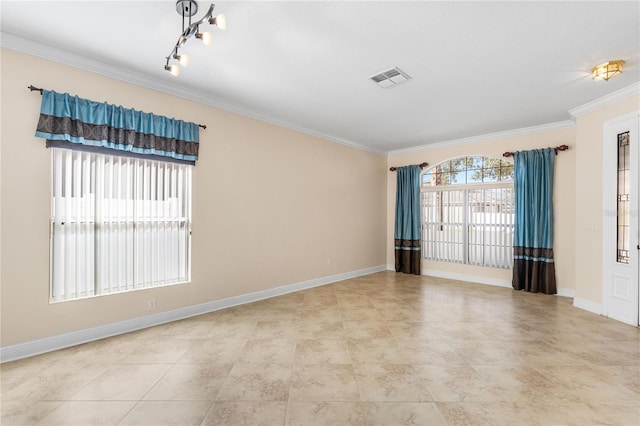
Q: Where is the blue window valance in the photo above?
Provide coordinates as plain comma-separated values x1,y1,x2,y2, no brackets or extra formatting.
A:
35,90,199,164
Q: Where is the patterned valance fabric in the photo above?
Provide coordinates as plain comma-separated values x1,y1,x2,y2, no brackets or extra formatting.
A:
394,165,422,275
35,90,199,164
512,148,557,294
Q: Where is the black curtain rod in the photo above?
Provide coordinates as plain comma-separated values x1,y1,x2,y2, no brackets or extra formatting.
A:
28,85,207,130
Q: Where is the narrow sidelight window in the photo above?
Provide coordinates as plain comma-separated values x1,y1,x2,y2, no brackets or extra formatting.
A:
617,131,630,264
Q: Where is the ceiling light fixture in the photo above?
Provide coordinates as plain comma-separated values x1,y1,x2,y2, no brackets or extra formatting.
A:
164,0,226,76
591,60,625,81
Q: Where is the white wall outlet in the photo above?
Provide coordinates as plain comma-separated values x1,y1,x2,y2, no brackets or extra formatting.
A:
147,299,157,311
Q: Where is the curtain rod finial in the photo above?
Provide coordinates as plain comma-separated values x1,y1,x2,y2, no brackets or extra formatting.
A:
28,85,43,94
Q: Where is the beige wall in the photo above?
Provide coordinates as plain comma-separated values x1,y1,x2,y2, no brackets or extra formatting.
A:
2,47,637,349
0,49,387,346
574,95,640,305
387,127,577,293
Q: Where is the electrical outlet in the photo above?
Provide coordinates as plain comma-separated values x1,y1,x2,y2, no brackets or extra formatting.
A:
327,258,331,266
147,299,157,311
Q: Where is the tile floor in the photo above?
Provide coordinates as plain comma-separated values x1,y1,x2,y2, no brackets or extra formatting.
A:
1,271,639,425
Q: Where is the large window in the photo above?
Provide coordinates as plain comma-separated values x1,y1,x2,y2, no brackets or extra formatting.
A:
422,156,514,269
50,148,192,302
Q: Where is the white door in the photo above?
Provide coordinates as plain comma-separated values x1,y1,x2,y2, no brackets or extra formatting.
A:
602,113,639,326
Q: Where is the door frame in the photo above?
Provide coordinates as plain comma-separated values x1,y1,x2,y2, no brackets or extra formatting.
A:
602,111,639,326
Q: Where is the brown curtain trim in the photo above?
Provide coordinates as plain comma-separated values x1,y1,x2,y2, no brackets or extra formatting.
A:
512,258,557,294
395,239,421,275
513,246,555,260
37,114,199,158
394,239,421,248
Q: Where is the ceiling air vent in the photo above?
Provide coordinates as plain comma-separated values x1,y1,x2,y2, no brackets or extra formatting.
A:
369,67,411,88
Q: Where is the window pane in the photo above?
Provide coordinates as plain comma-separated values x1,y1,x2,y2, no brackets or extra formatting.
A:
51,148,192,302
422,156,515,187
616,131,630,264
449,158,467,174
498,160,514,181
482,167,499,182
467,169,482,183
469,156,483,169
467,187,514,268
422,171,433,186
433,171,443,185
426,190,464,263
447,172,461,185
422,185,514,269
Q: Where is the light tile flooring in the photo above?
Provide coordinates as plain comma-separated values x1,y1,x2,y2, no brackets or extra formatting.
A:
2,272,639,425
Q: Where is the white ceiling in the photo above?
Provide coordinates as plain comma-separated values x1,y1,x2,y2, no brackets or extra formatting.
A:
1,1,639,153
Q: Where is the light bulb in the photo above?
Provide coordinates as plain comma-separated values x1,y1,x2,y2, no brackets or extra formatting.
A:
215,13,226,31
197,31,213,46
174,54,189,67
165,64,180,77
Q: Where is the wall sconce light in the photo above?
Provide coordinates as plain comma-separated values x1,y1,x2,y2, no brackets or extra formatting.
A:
164,0,226,76
591,60,625,81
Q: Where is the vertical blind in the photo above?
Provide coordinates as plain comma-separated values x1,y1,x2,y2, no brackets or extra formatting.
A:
50,148,192,302
422,186,514,269
422,190,465,264
467,187,514,268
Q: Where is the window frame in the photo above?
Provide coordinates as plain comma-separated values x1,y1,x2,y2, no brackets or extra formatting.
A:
49,147,193,303
421,156,515,269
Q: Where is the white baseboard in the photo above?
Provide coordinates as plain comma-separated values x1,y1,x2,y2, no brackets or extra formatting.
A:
422,268,575,298
556,288,575,298
421,268,512,288
0,265,386,363
390,264,511,289
573,297,603,316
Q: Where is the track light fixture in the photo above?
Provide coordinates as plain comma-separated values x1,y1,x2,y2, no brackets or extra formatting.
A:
164,0,226,77
165,64,180,77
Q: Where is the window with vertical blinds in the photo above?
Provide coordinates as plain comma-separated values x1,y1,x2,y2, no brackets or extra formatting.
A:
50,148,192,302
421,156,515,269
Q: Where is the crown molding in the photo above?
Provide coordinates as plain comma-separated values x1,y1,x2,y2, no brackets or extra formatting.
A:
6,31,635,157
387,120,575,156
568,82,640,119
0,32,385,156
